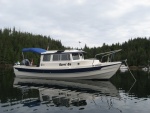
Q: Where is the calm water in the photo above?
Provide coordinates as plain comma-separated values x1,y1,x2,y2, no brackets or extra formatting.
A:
0,68,150,113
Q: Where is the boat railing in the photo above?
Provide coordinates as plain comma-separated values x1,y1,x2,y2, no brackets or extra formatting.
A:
92,49,122,66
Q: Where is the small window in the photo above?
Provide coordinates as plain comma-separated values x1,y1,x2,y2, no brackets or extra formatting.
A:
72,53,80,60
79,53,84,59
53,54,70,61
53,54,60,61
43,54,51,61
61,54,70,60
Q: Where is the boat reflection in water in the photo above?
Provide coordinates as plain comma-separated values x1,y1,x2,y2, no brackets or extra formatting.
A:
12,77,121,111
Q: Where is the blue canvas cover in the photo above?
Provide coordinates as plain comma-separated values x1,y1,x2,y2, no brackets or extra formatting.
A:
22,48,47,54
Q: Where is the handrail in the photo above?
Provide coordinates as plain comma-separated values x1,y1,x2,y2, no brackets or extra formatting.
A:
96,49,122,56
92,49,122,66
100,53,112,62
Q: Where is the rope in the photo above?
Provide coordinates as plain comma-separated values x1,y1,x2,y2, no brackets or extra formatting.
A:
124,59,136,81
123,59,137,93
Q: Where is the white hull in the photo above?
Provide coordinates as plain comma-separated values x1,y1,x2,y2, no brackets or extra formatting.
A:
120,65,128,69
14,62,121,79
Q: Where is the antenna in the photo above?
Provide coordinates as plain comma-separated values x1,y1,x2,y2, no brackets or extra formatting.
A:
79,41,81,50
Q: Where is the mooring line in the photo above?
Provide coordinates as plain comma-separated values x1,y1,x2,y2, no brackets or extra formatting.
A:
124,59,136,81
123,59,136,93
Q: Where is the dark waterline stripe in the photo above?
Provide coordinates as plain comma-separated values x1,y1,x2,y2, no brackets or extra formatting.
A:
15,63,121,73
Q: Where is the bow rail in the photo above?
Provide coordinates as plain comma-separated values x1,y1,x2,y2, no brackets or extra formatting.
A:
92,49,122,65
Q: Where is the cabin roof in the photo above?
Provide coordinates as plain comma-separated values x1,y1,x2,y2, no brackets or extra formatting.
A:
22,48,85,54
42,49,86,54
22,48,47,54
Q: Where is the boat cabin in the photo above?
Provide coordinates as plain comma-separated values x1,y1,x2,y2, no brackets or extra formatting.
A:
41,50,84,61
21,48,99,68
40,50,89,68
20,48,122,68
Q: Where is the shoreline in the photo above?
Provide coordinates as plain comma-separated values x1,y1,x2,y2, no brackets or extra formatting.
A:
0,64,13,68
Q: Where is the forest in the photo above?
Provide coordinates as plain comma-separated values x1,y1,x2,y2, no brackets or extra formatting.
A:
0,28,150,67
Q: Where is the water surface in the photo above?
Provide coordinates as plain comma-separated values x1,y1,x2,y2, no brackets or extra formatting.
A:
0,68,150,113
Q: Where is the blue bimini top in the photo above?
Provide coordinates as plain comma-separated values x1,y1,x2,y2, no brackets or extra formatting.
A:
22,48,47,54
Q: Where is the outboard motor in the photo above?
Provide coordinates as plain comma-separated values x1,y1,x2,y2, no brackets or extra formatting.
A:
20,59,30,66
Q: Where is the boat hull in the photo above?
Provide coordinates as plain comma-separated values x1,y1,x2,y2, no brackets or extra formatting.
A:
13,62,121,79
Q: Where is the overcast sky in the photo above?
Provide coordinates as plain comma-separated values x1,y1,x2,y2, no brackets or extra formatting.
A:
1,0,150,48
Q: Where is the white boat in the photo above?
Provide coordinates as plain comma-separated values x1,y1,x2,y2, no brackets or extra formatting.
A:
119,64,128,72
13,48,122,79
120,64,128,69
142,67,148,71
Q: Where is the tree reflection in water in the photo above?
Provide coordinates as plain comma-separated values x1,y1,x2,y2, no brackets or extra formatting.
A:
1,68,150,113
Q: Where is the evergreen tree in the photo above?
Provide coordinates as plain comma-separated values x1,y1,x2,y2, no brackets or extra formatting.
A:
0,28,150,67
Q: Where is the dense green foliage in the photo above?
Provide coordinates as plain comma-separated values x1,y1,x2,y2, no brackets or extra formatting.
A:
0,28,150,66
0,28,64,64
83,38,150,66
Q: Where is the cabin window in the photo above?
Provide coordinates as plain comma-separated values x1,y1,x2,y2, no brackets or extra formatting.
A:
72,53,80,60
53,54,70,61
43,54,51,61
53,54,60,61
61,54,70,60
79,53,84,59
